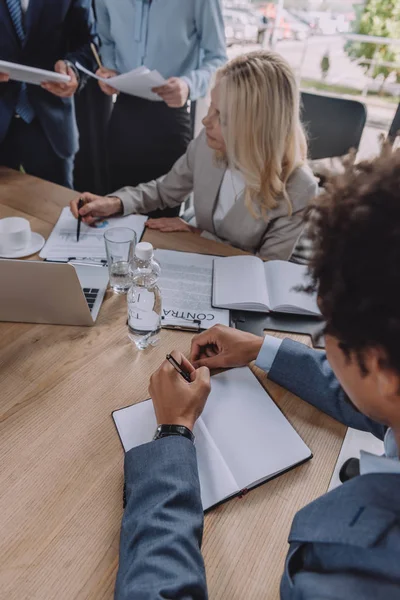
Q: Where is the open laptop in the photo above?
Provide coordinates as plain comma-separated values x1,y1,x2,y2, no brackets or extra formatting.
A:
0,260,109,326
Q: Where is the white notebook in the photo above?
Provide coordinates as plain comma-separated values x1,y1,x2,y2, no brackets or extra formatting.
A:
112,367,312,511
212,256,321,316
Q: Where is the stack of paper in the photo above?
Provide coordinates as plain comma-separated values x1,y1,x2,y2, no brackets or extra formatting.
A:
0,59,70,85
76,62,166,101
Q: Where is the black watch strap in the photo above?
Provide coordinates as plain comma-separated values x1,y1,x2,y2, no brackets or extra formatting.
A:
153,424,195,443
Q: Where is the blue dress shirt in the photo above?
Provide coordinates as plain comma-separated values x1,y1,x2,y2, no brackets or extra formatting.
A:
256,335,400,476
94,0,227,100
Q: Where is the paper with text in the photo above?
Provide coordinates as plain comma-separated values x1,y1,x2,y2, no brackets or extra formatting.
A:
154,249,230,330
40,207,147,262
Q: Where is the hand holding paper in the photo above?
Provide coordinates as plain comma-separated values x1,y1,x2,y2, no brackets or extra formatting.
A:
96,67,119,96
41,61,78,98
152,77,190,108
0,59,70,86
76,62,166,101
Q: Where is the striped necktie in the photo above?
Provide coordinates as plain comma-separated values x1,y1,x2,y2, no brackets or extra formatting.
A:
6,0,35,123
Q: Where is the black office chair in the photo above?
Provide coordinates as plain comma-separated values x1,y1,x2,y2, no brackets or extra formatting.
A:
291,93,367,266
388,102,400,142
301,91,367,160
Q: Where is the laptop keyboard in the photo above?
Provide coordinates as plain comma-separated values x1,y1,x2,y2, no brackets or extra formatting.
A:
83,288,100,312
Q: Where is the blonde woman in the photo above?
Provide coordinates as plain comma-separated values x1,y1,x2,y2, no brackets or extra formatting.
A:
70,51,318,260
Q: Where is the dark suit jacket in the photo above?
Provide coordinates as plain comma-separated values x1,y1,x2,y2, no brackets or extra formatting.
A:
115,340,400,599
0,0,97,158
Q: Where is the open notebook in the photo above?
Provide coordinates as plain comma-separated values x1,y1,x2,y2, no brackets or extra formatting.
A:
112,367,312,511
213,256,320,316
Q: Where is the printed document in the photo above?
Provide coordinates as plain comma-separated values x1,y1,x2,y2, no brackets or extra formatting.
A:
154,249,230,330
76,62,166,101
40,207,147,263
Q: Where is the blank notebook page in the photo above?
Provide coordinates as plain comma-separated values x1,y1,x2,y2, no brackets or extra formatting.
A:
113,396,239,511
200,367,311,490
213,256,269,308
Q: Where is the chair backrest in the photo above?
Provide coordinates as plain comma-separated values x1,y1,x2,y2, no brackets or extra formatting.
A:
388,102,400,142
301,91,367,160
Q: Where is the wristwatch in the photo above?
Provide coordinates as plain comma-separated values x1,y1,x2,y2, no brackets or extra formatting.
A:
153,424,195,444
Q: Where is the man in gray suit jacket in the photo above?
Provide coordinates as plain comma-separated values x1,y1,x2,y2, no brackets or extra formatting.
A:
115,146,400,599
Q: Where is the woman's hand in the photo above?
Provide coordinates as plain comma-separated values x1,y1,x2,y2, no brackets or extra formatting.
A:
145,217,201,234
69,192,123,225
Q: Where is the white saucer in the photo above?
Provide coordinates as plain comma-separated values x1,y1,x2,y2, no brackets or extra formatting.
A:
0,232,45,258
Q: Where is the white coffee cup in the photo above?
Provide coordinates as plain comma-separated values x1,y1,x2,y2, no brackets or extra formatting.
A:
0,217,32,253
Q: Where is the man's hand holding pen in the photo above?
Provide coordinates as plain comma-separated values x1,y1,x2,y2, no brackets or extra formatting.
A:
149,351,210,433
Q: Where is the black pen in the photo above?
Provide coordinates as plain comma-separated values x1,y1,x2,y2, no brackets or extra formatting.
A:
166,354,192,383
77,198,84,242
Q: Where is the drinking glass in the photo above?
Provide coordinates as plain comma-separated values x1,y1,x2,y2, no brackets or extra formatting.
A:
104,228,136,294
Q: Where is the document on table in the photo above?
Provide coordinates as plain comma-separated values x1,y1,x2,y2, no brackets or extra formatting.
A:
40,207,147,263
154,249,230,330
0,59,70,85
76,62,166,101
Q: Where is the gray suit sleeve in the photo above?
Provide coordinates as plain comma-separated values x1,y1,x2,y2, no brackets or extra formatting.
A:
268,339,386,440
257,179,318,261
112,136,196,216
115,436,207,600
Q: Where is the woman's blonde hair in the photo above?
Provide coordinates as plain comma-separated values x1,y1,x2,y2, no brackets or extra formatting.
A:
218,50,307,217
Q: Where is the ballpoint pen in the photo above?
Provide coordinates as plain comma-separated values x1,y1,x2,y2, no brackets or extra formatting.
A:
166,353,192,383
76,198,84,242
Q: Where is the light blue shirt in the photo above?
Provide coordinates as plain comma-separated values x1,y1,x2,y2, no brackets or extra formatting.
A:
95,0,227,100
255,335,400,476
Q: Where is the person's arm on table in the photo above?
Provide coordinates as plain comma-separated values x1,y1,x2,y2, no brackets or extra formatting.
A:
191,326,386,439
70,135,197,224
115,352,210,600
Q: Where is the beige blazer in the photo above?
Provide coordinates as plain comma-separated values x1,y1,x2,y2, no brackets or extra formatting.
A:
114,129,318,260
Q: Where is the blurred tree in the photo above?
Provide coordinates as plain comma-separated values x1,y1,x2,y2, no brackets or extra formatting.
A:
346,0,400,94
320,51,330,80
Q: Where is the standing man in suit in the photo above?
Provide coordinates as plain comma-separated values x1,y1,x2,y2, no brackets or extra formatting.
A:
114,145,400,599
94,0,226,217
0,0,97,188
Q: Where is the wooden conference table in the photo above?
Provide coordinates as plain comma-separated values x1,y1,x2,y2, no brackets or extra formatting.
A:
0,168,346,600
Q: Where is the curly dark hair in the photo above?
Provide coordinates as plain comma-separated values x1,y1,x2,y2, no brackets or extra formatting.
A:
306,141,400,375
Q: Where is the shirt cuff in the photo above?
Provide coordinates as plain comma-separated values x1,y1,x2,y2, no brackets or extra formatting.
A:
180,76,192,100
255,335,283,373
107,190,133,216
